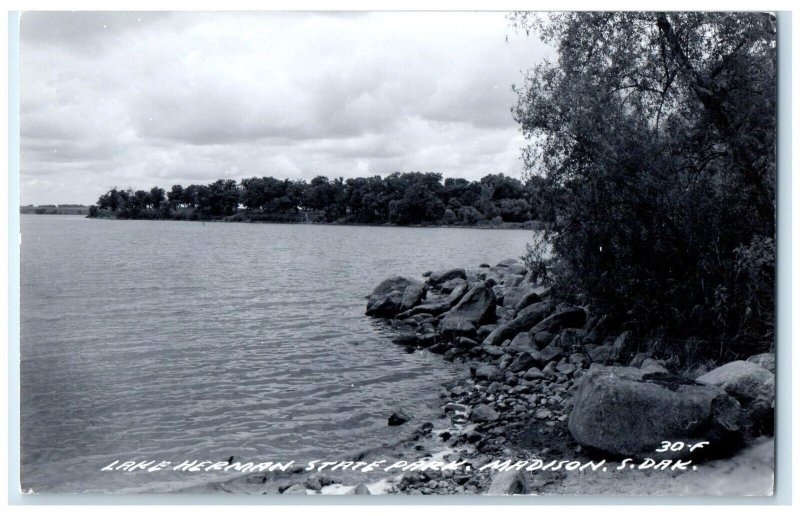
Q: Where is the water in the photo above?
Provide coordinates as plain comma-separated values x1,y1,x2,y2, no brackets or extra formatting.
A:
19,215,534,493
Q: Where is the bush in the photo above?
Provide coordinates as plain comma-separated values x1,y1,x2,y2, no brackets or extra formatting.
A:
513,12,776,358
458,206,485,225
441,209,457,225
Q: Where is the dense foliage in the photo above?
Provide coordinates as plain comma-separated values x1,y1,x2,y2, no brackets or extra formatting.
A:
511,12,776,357
90,172,538,227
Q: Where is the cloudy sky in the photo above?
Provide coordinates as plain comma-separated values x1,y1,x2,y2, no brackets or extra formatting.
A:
20,11,551,205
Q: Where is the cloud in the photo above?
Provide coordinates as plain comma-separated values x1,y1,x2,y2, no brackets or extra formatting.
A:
19,11,552,204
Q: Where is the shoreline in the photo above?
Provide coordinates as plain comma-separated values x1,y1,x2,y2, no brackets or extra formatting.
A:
78,213,543,231
199,257,775,496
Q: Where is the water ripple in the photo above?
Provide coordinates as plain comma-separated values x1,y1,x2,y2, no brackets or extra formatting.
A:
20,216,533,493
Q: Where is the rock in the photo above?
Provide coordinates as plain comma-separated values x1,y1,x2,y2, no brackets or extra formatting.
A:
541,361,556,380
535,408,552,419
568,365,741,458
569,353,587,365
388,411,411,426
485,470,529,495
504,274,524,288
366,277,423,318
532,331,554,348
495,258,520,268
509,352,537,373
482,302,550,348
397,283,469,318
463,428,483,443
281,484,308,494
555,362,577,376
528,306,587,335
491,285,506,305
539,342,564,363
696,361,775,434
439,278,467,294
516,290,546,312
629,352,651,368
473,364,503,382
439,285,496,337
471,404,499,422
746,353,775,374
428,342,449,354
507,332,537,354
495,305,511,321
484,275,501,288
482,345,505,357
444,403,469,414
557,328,585,349
415,422,435,436
494,259,527,276
428,268,467,287
399,284,425,312
347,483,372,495
477,325,496,339
456,336,479,349
587,344,614,364
640,358,668,374
610,331,634,362
503,283,543,312
524,367,544,380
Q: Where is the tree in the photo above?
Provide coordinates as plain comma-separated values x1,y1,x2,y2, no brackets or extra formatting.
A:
206,179,240,216
511,12,776,355
149,187,166,210
443,177,482,210
498,198,532,222
168,184,185,208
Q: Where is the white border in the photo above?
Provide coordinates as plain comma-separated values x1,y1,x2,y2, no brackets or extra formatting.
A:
3,2,798,514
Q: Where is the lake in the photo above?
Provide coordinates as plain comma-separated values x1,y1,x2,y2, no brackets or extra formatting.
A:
19,215,534,493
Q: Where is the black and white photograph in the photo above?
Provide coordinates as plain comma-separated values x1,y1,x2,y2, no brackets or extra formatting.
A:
13,8,782,499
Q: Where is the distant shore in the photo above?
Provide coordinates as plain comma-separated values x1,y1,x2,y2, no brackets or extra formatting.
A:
20,205,90,215
84,209,544,231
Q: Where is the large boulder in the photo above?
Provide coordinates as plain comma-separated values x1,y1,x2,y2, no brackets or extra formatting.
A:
495,258,527,276
428,268,467,288
482,302,550,348
568,365,741,458
439,285,495,337
486,470,529,495
399,284,425,312
696,360,775,435
366,277,424,318
746,353,775,374
495,258,520,268
507,332,537,354
502,283,545,312
528,306,587,335
396,283,469,318
438,278,467,294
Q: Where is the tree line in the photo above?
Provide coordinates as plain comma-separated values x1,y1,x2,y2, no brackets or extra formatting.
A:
88,172,540,226
512,12,776,358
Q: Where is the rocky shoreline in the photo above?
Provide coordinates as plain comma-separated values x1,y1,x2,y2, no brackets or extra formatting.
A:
359,258,775,495
198,258,774,496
